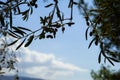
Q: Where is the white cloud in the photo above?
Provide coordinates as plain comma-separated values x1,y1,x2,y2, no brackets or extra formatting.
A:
16,46,89,79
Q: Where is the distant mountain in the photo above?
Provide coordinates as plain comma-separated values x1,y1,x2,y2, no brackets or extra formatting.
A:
0,76,44,80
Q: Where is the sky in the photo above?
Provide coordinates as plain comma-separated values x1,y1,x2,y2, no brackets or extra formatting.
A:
5,0,120,80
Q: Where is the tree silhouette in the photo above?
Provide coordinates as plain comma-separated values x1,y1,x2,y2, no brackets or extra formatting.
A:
91,65,120,80
79,0,120,65
0,0,77,75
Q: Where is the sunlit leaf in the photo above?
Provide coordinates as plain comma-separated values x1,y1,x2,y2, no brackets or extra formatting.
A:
8,30,21,38
16,38,26,50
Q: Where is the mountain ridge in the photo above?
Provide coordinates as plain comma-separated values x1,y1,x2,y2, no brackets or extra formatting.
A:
0,76,44,80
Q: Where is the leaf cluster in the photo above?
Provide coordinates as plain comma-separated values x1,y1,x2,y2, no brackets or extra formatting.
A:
91,65,120,80
79,0,120,65
0,0,78,75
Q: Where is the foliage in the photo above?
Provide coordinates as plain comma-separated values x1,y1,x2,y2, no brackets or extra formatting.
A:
91,65,120,80
0,0,120,75
78,0,120,65
0,0,77,74
0,0,76,50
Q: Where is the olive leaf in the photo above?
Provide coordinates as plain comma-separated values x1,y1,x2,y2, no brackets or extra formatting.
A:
45,3,54,8
88,38,95,49
16,38,26,50
24,35,34,47
8,39,19,46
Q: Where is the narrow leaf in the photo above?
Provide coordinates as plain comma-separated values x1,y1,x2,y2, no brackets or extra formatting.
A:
22,9,29,15
68,0,72,8
66,22,75,27
109,57,120,62
16,38,26,50
98,51,102,63
0,1,6,5
17,27,32,32
30,7,33,15
24,35,34,47
0,14,5,26
12,27,26,35
8,30,21,38
107,58,114,66
45,3,53,8
10,9,12,28
85,27,89,40
73,2,78,5
17,6,20,14
14,31,24,37
88,38,95,48
8,40,19,46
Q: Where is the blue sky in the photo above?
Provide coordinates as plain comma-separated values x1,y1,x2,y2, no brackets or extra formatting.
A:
7,0,120,80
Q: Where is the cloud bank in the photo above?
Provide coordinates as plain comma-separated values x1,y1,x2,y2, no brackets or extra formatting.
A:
16,46,88,79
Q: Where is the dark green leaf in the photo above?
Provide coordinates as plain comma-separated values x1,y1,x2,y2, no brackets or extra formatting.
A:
107,58,114,66
62,27,65,33
86,21,89,26
22,9,29,15
30,7,33,15
12,27,26,36
56,12,62,22
89,32,93,36
39,31,45,39
104,58,106,63
8,39,19,46
85,27,89,40
73,2,78,5
45,3,53,8
95,40,98,46
68,0,72,8
46,35,53,39
24,35,34,47
17,27,32,32
22,14,29,21
35,4,38,8
88,38,95,48
10,10,12,28
66,22,75,26
0,14,5,26
16,38,26,50
109,57,120,62
14,31,24,37
8,30,21,38
0,1,6,5
17,6,21,14
98,51,102,63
